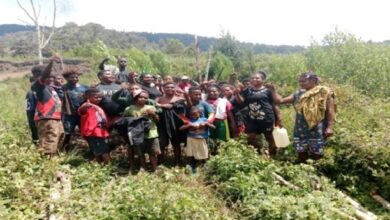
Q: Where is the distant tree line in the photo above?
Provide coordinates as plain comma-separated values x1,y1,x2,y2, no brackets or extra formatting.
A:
0,24,35,36
0,23,305,58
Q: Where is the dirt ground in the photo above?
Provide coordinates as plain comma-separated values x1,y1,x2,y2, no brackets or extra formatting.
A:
0,68,30,81
0,59,89,82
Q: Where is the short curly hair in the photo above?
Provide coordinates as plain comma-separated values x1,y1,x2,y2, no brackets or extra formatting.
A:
31,65,45,78
62,68,81,79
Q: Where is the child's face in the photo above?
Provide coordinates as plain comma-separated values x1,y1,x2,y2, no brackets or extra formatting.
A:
88,93,102,105
135,93,149,105
189,90,202,102
190,110,200,119
129,85,141,94
207,87,220,100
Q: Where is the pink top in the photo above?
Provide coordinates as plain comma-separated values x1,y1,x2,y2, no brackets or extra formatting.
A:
178,82,191,92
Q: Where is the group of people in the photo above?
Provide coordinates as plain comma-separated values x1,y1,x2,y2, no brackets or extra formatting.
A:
26,55,336,173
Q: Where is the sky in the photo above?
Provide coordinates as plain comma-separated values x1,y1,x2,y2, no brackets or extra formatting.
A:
1,0,390,46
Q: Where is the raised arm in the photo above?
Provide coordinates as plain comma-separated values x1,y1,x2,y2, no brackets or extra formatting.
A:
183,91,192,109
265,83,294,105
279,94,294,105
42,55,61,79
233,87,244,104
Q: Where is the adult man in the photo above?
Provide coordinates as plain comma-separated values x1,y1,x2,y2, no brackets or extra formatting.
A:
62,69,89,149
31,55,65,157
116,57,130,84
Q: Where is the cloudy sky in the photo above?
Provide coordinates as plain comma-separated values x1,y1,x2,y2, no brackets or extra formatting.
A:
1,0,390,45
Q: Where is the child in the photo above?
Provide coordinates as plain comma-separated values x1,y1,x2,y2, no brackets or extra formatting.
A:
78,88,111,164
222,84,246,137
180,106,215,174
123,90,161,172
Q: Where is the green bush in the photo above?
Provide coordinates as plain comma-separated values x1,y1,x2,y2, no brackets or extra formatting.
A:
204,139,361,219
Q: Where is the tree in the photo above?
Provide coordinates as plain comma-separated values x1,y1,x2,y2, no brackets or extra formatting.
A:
215,31,242,72
16,0,57,64
127,48,155,73
208,52,234,81
165,38,185,54
149,50,171,74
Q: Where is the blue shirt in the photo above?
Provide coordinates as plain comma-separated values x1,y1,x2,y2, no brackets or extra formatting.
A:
187,117,209,139
63,83,89,115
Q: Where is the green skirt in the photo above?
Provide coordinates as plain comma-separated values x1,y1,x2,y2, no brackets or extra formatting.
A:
210,119,230,142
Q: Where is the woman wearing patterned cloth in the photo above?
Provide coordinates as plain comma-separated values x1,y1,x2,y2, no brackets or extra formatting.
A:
268,72,336,162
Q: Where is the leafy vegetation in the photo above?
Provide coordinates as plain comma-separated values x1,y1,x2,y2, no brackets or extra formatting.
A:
205,139,360,219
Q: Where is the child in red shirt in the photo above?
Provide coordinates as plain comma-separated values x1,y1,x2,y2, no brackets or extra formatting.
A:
78,88,111,164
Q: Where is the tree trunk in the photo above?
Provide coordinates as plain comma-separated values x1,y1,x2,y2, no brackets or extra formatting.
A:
194,36,201,82
17,0,56,65
204,46,212,81
37,25,43,64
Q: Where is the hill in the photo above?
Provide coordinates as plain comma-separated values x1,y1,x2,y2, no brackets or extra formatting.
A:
0,24,35,36
0,23,305,58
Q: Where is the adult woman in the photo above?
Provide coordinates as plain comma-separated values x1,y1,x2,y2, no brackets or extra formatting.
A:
222,84,245,137
268,72,335,162
206,84,236,142
234,71,282,156
156,82,187,166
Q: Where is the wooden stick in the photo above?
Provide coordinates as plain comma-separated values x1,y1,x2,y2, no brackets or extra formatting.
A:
271,172,299,190
338,191,377,220
371,194,390,211
48,171,71,220
271,172,377,220
330,207,357,220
